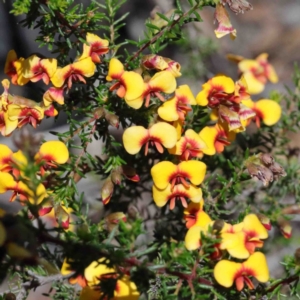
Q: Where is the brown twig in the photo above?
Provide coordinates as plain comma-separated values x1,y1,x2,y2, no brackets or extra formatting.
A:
265,274,299,293
125,3,201,67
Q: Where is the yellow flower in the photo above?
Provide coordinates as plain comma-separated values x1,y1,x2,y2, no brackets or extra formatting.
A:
196,75,235,107
22,55,57,85
81,260,140,300
169,129,206,160
51,57,96,89
220,214,268,259
242,98,281,127
183,200,212,229
199,122,236,155
0,171,46,203
151,160,206,190
152,183,202,210
4,50,29,86
214,252,269,291
158,85,196,122
129,70,177,108
123,122,177,155
106,58,145,109
78,32,109,63
238,53,278,94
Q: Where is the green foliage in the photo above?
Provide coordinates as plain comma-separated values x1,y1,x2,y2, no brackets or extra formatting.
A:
2,0,300,299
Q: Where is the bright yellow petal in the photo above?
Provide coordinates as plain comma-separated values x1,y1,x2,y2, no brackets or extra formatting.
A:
22,55,41,78
255,99,281,126
211,75,235,94
176,85,196,105
244,252,269,283
183,184,203,203
157,96,178,121
122,71,145,101
106,58,124,81
38,141,69,164
238,59,260,73
220,232,249,259
196,88,209,106
194,211,212,227
243,72,265,95
199,126,217,155
151,161,177,190
0,172,16,193
266,65,278,83
185,226,203,250
84,260,115,285
149,71,177,94
122,126,148,155
152,184,171,207
241,99,255,108
0,144,13,169
243,214,268,239
51,66,70,88
11,150,28,169
214,260,240,288
40,58,58,78
4,111,18,136
73,57,96,77
114,275,140,299
179,160,206,185
149,122,177,149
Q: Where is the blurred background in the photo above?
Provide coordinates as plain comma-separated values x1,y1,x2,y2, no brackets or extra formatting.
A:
0,0,299,298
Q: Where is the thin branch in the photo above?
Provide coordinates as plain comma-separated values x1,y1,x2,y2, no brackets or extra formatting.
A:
265,274,299,293
126,3,202,66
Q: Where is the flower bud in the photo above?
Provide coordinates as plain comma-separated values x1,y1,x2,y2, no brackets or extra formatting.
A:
105,112,119,128
122,165,140,182
141,54,168,71
256,213,272,230
55,206,70,229
269,162,287,178
246,163,273,186
101,177,114,205
259,153,274,166
212,219,225,233
105,212,126,232
278,218,292,239
93,107,105,119
162,57,182,77
111,167,123,185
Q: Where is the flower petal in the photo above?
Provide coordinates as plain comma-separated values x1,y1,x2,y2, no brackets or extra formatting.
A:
38,141,69,164
123,126,148,155
151,161,177,190
255,99,281,126
106,57,124,81
149,122,177,149
149,71,177,94
214,260,240,288
185,225,203,250
179,160,206,185
243,252,269,283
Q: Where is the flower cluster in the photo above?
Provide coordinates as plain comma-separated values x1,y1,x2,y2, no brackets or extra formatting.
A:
3,33,109,136
0,140,70,228
61,258,139,300
117,52,282,293
185,210,271,290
